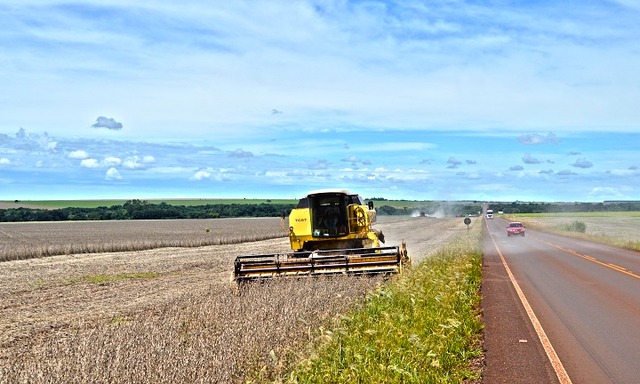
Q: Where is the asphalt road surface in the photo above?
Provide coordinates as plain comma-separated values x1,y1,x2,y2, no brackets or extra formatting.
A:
482,218,640,384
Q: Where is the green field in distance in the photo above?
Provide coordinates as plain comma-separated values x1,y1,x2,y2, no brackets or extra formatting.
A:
2,198,442,210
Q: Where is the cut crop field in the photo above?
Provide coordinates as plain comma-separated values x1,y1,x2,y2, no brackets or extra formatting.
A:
0,216,473,383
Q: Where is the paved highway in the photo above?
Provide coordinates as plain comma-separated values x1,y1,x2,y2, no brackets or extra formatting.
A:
482,217,640,384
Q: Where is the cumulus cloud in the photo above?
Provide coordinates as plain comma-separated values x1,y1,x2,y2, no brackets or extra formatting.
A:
80,158,100,168
589,186,624,198
341,155,371,166
509,165,524,171
92,116,123,130
102,156,122,167
341,155,359,164
122,155,154,169
191,170,211,181
105,167,122,180
518,132,559,145
539,169,554,174
446,157,461,169
571,158,593,168
557,170,578,176
466,160,477,165
0,158,10,166
568,151,582,156
522,153,541,164
228,148,254,158
68,150,89,159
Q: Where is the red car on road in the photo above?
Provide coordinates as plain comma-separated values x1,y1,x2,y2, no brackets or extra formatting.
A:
507,222,525,237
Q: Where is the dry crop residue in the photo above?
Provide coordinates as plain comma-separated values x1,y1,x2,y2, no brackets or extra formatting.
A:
0,216,471,383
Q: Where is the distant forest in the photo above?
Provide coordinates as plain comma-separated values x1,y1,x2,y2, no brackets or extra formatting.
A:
0,199,423,222
1,199,637,222
0,200,296,222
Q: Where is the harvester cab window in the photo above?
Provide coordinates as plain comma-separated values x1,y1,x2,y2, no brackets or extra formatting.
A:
311,194,347,237
348,194,365,205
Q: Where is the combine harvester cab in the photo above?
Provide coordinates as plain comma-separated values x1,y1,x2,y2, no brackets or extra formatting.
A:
233,189,410,282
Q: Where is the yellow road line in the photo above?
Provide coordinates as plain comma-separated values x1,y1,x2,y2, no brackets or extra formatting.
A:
534,237,640,280
487,224,573,384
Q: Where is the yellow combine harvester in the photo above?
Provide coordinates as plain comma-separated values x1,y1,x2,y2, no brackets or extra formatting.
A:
233,189,410,282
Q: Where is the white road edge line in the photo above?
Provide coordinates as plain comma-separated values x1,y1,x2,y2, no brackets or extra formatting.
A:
488,227,573,384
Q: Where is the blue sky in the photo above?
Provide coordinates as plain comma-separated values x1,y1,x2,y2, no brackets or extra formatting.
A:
1,1,639,202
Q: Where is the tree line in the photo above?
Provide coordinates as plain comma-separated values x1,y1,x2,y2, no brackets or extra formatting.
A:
0,199,419,222
0,200,297,222
488,201,640,214
3,199,636,223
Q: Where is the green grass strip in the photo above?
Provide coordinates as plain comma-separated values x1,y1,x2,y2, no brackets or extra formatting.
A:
281,229,483,383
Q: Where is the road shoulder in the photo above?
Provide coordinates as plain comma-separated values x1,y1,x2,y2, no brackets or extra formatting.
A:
481,225,560,383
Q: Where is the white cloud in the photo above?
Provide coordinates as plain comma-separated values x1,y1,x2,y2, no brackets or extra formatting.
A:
92,116,123,130
228,149,254,158
0,158,10,165
447,157,462,169
3,1,639,140
518,132,559,145
589,186,624,198
522,153,541,164
123,156,148,170
105,167,122,180
68,150,89,159
80,158,100,168
190,170,211,181
102,156,122,167
571,158,594,169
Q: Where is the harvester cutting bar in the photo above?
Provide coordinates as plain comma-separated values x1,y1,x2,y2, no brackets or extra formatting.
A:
233,246,403,282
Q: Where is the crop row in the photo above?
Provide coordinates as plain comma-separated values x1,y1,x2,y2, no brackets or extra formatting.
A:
0,218,285,262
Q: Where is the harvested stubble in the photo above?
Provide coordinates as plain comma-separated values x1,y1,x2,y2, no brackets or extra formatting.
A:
2,275,384,383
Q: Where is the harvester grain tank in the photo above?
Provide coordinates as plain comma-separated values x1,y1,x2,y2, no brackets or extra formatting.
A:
233,189,410,281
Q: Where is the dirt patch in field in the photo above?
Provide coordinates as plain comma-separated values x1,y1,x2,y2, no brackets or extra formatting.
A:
0,216,473,382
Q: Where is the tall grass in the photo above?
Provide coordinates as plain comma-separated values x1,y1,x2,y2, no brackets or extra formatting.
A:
278,226,483,383
561,220,586,233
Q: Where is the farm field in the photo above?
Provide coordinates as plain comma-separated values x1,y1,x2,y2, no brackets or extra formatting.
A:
0,198,461,210
0,218,285,261
506,212,640,250
0,198,299,209
0,215,473,383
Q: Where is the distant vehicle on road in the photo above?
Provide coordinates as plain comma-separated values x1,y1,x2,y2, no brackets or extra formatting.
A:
486,209,494,219
507,222,525,237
